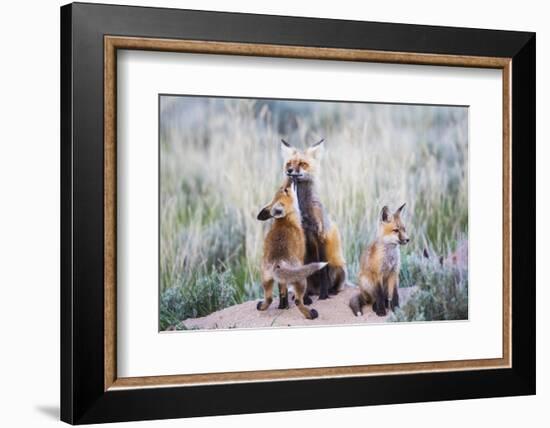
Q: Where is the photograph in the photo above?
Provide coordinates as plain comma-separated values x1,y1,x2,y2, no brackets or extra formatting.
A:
53,2,536,424
159,95,469,331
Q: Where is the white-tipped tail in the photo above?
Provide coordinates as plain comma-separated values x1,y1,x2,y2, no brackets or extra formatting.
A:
273,261,328,283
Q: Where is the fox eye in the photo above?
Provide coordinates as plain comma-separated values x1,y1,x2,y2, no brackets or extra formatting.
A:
393,228,399,233
299,161,308,168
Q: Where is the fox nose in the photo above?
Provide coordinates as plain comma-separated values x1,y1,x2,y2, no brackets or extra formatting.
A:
287,168,294,175
404,238,410,243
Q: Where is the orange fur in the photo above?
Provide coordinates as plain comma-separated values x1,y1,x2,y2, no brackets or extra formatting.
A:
256,180,326,319
350,204,409,316
325,224,346,267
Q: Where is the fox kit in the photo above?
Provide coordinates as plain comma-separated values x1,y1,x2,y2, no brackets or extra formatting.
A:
350,204,410,317
256,179,326,320
280,139,346,300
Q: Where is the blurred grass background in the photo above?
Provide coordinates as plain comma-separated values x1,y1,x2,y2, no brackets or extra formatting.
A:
159,96,469,330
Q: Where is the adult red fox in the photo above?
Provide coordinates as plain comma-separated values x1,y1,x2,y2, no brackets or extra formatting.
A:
280,139,347,301
350,204,410,317
256,179,326,320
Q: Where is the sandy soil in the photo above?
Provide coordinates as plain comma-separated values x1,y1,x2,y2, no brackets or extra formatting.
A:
177,285,417,330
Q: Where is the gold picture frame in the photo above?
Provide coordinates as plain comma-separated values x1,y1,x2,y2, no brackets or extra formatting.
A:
103,36,512,391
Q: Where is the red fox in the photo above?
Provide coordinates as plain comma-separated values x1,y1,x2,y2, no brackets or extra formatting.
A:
350,204,410,317
280,139,347,301
256,179,326,320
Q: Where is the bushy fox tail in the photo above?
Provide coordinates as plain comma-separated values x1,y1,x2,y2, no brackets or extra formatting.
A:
349,291,372,316
273,262,328,283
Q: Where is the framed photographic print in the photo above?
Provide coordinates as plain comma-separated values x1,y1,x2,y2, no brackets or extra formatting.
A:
60,2,535,424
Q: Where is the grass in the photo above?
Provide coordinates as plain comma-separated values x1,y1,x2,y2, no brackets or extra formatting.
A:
159,96,469,330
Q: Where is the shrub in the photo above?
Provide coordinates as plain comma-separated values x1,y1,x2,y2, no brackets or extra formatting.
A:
392,254,468,322
159,267,258,330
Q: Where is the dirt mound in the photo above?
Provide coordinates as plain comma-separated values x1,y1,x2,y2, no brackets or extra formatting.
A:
176,285,417,330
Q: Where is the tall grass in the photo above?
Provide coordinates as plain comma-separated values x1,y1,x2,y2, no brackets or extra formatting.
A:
159,96,469,329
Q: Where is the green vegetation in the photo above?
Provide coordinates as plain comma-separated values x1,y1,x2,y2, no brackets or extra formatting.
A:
159,97,469,330
391,254,468,322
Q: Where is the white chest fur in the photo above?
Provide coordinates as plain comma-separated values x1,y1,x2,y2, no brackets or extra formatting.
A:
382,244,401,276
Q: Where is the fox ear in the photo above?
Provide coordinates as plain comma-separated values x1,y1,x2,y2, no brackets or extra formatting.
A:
381,206,392,223
306,138,325,160
257,205,272,221
395,203,406,217
280,139,296,160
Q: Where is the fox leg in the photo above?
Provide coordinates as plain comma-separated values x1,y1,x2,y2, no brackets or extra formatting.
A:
316,241,331,300
304,231,331,300
325,225,346,295
278,283,289,309
292,293,312,305
304,234,318,297
349,292,369,316
328,265,346,295
257,279,274,311
387,272,399,311
350,274,373,316
294,280,319,320
372,282,387,317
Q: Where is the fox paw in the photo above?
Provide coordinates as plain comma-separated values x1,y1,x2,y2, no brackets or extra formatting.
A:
372,301,387,316
257,301,270,311
303,295,313,305
375,307,387,317
318,293,329,300
309,309,319,319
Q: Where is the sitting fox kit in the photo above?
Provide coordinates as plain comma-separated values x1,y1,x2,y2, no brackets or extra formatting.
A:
350,204,410,317
256,180,326,320
280,139,347,300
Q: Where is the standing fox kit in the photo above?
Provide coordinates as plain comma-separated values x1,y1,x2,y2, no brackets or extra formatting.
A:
257,180,326,320
350,204,410,317
280,139,346,300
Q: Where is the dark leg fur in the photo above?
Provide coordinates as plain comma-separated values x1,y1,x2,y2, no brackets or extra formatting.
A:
328,265,345,295
303,294,313,305
278,295,289,309
317,244,331,300
277,284,289,309
373,283,387,317
304,235,318,296
390,287,400,311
